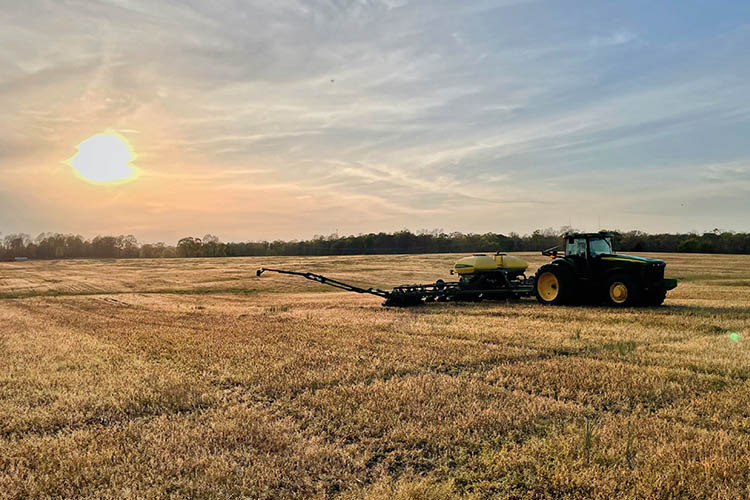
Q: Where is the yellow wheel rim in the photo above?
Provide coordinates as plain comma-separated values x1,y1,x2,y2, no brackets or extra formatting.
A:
537,272,560,302
609,282,628,304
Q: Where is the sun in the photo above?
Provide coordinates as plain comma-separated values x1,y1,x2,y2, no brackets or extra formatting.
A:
67,131,139,185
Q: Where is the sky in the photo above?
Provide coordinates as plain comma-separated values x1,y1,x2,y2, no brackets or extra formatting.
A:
1,0,749,243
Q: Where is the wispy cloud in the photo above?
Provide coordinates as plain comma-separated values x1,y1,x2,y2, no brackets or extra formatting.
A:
701,161,750,183
589,31,639,47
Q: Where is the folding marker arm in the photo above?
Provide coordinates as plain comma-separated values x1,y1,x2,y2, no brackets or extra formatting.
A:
256,268,391,299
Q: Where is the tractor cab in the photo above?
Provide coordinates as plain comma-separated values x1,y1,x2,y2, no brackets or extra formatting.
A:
564,232,613,259
543,231,614,260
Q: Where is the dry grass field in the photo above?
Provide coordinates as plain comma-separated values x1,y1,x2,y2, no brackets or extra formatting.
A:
1,252,749,499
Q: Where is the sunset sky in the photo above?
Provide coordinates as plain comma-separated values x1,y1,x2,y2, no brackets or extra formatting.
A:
2,1,749,243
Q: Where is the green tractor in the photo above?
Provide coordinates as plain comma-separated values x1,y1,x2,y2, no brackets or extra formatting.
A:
534,232,677,306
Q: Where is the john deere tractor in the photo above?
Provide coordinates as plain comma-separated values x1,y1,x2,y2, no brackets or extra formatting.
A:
534,232,677,306
257,231,676,307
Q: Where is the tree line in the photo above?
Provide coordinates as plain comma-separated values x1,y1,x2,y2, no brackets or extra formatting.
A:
1,228,749,261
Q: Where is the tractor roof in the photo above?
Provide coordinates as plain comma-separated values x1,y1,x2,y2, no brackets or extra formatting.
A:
564,231,614,239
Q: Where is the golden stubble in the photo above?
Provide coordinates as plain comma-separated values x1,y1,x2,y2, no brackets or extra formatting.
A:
0,252,749,499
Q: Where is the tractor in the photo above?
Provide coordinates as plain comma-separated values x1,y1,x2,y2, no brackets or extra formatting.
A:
534,232,677,306
256,231,677,307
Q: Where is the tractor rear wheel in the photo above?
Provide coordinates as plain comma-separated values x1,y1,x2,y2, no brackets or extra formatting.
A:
534,265,572,305
605,274,641,307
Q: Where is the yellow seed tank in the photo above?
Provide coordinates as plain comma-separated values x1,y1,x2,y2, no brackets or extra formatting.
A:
454,253,528,276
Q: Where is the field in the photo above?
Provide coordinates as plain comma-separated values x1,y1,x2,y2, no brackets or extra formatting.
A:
1,252,750,499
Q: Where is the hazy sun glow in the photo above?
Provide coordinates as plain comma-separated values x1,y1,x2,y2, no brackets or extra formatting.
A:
68,131,139,184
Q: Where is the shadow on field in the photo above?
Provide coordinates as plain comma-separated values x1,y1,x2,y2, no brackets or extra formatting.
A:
389,300,749,320
659,304,750,318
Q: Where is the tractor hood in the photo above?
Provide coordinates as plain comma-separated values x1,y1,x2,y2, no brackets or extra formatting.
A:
600,254,665,265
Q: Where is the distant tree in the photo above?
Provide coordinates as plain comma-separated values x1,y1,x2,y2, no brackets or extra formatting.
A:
140,242,169,258
201,234,221,257
65,235,87,258
3,234,31,258
177,237,201,257
117,235,140,258
91,236,118,258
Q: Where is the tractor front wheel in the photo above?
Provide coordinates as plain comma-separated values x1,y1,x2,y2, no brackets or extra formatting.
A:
534,265,572,305
605,274,641,307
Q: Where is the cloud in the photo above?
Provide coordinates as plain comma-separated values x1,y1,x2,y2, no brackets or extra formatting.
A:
701,162,750,183
2,1,750,239
589,31,638,47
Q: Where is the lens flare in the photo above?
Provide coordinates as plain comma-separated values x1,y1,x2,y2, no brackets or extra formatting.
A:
67,131,139,185
730,332,741,342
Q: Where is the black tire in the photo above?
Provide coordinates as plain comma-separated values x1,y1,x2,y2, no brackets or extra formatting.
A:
605,274,641,307
534,264,572,305
644,288,667,306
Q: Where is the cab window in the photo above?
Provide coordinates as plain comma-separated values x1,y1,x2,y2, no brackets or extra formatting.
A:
589,238,613,257
566,238,586,257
